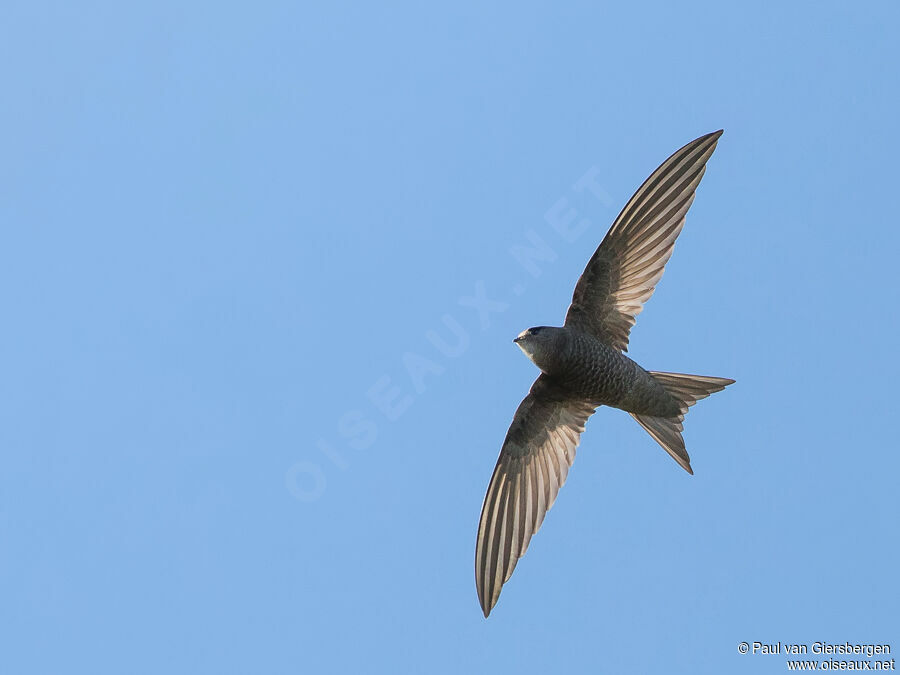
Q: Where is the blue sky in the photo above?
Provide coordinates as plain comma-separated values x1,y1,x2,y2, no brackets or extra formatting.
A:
2,2,898,673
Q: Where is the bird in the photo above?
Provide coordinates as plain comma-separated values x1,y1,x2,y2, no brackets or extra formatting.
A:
475,130,734,617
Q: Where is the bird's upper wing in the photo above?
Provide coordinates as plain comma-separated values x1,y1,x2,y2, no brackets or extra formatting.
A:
564,130,723,351
475,375,596,617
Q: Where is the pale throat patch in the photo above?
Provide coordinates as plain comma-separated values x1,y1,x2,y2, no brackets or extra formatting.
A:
515,330,537,362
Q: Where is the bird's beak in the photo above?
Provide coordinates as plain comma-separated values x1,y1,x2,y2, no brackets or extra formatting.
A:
513,330,528,343
513,336,522,343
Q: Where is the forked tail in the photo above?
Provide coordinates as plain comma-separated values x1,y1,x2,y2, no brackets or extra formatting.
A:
631,371,734,475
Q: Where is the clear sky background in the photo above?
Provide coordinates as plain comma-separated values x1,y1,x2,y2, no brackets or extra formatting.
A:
2,2,898,673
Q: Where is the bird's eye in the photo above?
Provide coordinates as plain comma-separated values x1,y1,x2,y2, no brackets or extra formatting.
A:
531,327,542,335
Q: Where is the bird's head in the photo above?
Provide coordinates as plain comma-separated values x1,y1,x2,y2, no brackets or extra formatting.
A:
513,326,565,373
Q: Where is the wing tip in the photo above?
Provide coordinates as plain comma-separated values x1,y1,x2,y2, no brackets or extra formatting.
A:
476,578,495,617
693,129,723,150
480,589,498,617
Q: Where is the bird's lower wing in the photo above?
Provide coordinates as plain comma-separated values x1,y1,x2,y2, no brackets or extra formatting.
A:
475,375,596,617
564,130,722,351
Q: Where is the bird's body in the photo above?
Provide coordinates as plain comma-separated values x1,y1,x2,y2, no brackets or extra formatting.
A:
475,130,735,617
516,326,680,417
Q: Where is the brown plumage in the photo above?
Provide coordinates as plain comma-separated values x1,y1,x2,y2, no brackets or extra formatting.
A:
475,131,734,617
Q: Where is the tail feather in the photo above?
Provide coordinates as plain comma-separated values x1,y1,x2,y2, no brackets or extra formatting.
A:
631,371,734,474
